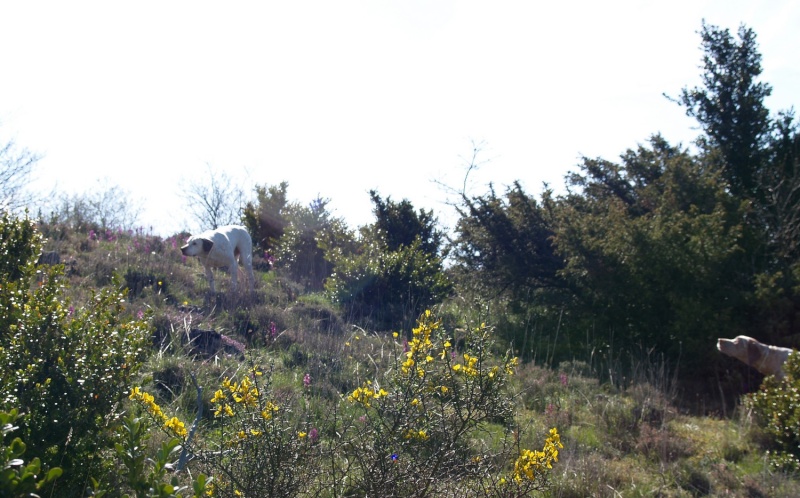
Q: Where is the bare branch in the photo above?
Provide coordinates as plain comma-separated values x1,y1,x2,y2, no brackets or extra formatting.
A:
180,164,247,231
0,138,41,212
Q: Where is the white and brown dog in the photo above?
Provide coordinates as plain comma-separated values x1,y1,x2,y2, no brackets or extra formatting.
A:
717,335,793,380
181,225,256,293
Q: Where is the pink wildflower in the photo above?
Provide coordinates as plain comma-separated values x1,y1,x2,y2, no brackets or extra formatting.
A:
269,321,277,340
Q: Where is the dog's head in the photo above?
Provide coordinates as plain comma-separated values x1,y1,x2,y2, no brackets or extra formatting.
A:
717,335,761,364
180,236,214,257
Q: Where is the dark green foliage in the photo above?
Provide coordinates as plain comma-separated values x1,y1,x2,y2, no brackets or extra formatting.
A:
326,237,452,331
675,21,772,199
274,197,341,292
554,136,752,371
747,351,800,471
369,190,444,255
0,408,63,497
449,182,569,356
451,182,566,304
673,21,800,346
241,182,289,253
109,413,205,498
0,213,151,496
762,112,800,262
325,194,451,331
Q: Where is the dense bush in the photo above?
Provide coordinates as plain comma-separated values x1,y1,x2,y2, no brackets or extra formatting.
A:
747,351,800,471
325,237,452,331
323,192,452,331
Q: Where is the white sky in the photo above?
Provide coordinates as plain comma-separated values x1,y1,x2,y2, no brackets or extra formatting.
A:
1,1,798,236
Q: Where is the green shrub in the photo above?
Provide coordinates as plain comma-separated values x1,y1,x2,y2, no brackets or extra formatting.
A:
746,351,800,471
0,408,63,497
0,213,151,496
325,238,452,331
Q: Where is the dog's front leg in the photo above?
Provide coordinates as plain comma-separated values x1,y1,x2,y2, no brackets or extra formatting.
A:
205,266,216,293
229,265,239,291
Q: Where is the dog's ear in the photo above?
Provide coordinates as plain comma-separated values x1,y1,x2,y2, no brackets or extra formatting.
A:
747,340,762,366
202,238,214,253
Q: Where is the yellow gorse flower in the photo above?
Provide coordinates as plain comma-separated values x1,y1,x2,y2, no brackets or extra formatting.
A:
210,374,278,418
348,382,388,408
130,387,187,439
505,356,520,375
130,387,165,421
261,401,279,420
403,428,430,441
512,428,564,483
164,416,188,438
401,355,415,375
454,353,479,377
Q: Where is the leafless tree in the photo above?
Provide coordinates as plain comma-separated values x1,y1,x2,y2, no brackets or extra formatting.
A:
45,179,142,231
0,138,40,212
180,164,247,230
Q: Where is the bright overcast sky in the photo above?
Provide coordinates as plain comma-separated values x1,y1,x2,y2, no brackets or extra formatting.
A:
1,1,798,236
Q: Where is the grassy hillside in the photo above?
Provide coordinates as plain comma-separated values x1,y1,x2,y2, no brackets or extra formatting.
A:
15,221,800,497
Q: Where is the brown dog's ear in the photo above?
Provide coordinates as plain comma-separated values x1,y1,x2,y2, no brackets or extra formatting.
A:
202,239,214,253
747,340,762,366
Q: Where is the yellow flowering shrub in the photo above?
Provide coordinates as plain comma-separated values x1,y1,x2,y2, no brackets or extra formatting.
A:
121,311,559,497
195,367,316,497
337,309,557,497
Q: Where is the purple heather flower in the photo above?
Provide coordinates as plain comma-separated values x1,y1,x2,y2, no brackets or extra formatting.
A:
559,373,568,387
309,427,319,443
269,321,277,340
